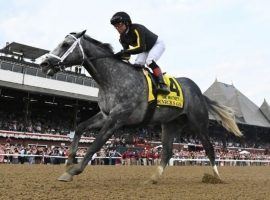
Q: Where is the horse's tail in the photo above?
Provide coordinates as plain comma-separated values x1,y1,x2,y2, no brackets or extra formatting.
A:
204,95,243,137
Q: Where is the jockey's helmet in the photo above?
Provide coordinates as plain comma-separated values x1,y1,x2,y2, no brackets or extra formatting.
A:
110,12,131,26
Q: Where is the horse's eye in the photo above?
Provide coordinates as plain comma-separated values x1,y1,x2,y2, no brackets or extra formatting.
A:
62,42,69,48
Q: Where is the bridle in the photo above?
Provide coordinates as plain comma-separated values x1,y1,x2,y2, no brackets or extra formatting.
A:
45,34,115,73
46,34,85,72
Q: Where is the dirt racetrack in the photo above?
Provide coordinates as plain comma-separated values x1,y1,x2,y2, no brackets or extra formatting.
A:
0,165,269,200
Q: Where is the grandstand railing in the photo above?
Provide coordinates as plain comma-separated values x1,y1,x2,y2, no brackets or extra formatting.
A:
0,130,95,143
0,56,98,88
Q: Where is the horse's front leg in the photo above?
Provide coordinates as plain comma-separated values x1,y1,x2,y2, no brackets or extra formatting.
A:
59,105,132,181
66,112,105,167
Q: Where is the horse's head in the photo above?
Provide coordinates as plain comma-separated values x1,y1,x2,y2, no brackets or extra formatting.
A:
40,30,86,76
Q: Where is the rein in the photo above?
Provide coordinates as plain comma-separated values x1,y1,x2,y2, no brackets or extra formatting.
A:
46,34,114,72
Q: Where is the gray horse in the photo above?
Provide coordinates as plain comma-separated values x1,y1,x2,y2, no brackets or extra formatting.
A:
40,30,242,183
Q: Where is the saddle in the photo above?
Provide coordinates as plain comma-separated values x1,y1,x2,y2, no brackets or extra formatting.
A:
132,64,184,126
132,64,159,94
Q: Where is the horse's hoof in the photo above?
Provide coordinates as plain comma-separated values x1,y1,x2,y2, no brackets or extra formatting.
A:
58,172,73,182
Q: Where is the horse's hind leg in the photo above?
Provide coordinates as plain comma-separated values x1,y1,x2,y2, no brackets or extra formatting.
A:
149,120,179,184
198,128,221,179
66,112,105,167
188,115,221,180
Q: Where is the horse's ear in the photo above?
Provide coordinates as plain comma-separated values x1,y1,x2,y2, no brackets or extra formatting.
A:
78,30,87,38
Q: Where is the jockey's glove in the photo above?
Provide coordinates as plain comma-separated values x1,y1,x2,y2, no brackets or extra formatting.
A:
114,50,131,60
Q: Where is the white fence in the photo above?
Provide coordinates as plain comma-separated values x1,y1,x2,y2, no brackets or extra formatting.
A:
1,154,270,166
0,154,121,159
169,158,270,166
0,154,122,165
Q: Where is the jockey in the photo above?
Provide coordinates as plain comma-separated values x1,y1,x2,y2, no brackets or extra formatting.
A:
110,11,170,95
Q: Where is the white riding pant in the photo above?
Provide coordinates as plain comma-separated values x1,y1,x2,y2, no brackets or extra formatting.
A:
134,38,165,66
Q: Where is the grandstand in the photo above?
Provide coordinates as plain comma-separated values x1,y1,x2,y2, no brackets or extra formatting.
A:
0,42,100,147
204,80,270,148
0,41,269,165
260,99,270,122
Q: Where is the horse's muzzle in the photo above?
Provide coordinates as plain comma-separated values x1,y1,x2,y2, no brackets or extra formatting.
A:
40,61,55,76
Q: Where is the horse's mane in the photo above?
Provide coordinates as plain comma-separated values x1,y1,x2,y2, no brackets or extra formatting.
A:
83,34,114,54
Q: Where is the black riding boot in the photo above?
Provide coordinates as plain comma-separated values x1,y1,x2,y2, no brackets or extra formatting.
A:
148,61,170,95
156,74,170,95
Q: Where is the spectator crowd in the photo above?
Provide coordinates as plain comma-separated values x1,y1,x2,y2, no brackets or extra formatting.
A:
0,110,269,166
0,111,71,135
0,139,269,166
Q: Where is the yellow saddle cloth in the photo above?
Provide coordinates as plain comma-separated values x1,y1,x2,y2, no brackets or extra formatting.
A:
143,70,184,108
